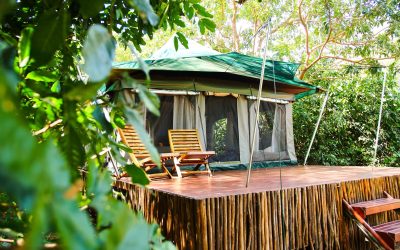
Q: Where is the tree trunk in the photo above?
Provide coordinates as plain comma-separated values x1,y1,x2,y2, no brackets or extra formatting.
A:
231,0,240,51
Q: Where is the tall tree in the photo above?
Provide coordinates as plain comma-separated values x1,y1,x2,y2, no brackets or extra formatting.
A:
231,0,240,51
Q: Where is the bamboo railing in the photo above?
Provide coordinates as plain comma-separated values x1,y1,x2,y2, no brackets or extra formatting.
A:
115,175,400,249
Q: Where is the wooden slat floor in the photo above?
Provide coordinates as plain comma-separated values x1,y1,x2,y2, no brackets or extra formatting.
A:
119,165,400,199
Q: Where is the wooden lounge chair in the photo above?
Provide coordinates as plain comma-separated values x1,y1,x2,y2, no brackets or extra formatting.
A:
118,125,179,180
343,192,400,250
168,129,215,178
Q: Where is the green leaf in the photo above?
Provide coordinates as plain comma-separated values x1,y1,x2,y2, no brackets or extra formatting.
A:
183,2,194,20
137,86,160,116
116,8,123,20
53,201,98,250
86,162,112,199
0,42,19,91
60,118,86,169
124,108,161,167
25,70,58,82
198,22,205,35
200,18,216,32
51,81,61,93
18,27,33,68
176,32,189,49
0,30,17,46
120,76,159,115
92,105,113,133
78,0,106,17
113,112,126,128
64,82,104,102
127,44,150,80
82,25,116,83
124,164,150,186
175,19,186,28
193,3,213,18
126,0,159,26
31,11,70,66
187,6,194,20
99,204,170,250
173,36,179,51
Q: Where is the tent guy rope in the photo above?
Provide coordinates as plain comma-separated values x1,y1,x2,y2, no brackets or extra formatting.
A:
303,90,330,166
372,69,387,166
246,20,271,187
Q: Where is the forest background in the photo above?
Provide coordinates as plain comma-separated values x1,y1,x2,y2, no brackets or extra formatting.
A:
0,0,399,249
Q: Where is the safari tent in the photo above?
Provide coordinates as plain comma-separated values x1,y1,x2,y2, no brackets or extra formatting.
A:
109,38,320,170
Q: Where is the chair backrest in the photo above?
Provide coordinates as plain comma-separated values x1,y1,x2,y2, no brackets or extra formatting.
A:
118,125,150,166
168,129,203,153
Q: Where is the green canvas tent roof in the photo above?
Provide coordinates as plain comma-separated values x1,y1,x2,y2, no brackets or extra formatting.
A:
110,40,320,101
148,37,221,59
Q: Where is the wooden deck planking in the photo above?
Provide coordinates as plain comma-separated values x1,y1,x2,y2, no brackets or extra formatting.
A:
119,165,400,199
114,165,400,250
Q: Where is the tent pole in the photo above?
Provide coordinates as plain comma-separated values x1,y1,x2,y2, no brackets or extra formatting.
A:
303,90,330,166
372,69,387,166
245,21,271,188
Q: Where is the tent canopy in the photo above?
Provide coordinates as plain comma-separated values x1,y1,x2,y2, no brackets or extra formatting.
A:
110,38,321,101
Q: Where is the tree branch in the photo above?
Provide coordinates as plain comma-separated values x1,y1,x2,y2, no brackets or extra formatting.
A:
33,119,62,136
298,0,310,63
299,2,332,79
271,16,296,34
321,55,394,64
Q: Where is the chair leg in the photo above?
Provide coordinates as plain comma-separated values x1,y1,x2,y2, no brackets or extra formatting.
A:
162,162,173,179
173,157,182,178
205,163,212,177
193,164,201,171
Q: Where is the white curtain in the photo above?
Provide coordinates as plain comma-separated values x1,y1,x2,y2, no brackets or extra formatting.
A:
271,104,286,152
195,94,207,150
173,96,195,129
248,100,260,152
237,96,250,163
285,104,297,161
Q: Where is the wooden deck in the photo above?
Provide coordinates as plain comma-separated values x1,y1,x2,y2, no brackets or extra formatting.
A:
115,165,400,249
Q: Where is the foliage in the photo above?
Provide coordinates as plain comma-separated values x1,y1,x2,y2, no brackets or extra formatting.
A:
294,67,400,166
0,0,214,249
214,118,227,155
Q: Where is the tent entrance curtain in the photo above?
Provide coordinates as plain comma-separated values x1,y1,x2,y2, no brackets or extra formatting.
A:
248,100,290,162
205,96,240,162
173,96,195,129
145,95,173,153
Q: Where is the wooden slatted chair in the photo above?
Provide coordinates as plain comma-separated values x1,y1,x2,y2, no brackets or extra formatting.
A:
118,125,179,180
343,192,400,250
168,129,215,178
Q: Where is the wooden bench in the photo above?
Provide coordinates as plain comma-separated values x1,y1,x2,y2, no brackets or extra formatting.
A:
343,192,400,250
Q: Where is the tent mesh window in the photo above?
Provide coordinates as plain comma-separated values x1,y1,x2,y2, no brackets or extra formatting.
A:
250,101,290,162
205,96,240,162
146,95,174,152
258,102,275,150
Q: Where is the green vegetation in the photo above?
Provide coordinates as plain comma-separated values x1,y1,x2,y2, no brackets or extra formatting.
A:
294,68,400,166
0,0,213,248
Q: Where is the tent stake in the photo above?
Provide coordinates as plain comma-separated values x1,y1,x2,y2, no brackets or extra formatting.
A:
372,70,387,166
303,90,330,166
246,21,271,187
